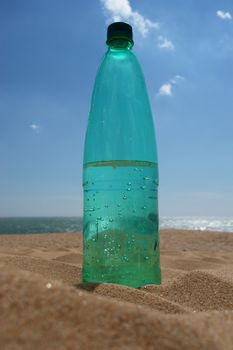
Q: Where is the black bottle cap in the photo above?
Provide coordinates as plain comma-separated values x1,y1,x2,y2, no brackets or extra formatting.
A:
106,22,133,44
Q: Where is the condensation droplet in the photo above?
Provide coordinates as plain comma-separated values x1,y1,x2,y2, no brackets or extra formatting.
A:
109,218,114,222
142,206,146,209
123,195,127,200
85,208,95,212
127,187,131,191
140,185,146,189
127,182,132,186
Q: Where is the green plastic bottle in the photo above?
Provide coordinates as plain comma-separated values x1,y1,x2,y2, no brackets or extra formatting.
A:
82,22,161,288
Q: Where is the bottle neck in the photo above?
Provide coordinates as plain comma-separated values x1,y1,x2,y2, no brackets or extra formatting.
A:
107,38,133,51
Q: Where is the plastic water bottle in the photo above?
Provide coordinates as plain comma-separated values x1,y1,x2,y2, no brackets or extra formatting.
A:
82,22,161,288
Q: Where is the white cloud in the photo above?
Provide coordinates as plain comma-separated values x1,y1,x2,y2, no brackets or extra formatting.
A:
158,75,184,97
159,83,172,96
216,10,232,20
174,74,184,81
29,124,40,132
158,35,174,50
100,0,159,37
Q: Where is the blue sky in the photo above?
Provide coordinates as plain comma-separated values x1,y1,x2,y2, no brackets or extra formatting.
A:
1,0,233,217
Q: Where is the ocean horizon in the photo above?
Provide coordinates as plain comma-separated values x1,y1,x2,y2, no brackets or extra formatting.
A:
0,216,233,235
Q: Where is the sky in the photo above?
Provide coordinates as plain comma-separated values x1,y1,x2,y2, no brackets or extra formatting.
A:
0,0,233,217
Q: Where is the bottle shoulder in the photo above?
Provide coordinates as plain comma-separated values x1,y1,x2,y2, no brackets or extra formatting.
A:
99,49,142,73
94,49,146,97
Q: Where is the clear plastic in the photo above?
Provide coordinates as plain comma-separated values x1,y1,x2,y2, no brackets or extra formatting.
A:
82,39,161,288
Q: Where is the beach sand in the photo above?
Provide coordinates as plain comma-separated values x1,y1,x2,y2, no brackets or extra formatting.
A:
0,229,233,349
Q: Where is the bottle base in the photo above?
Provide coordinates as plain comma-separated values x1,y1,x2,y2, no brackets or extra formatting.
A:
82,267,161,288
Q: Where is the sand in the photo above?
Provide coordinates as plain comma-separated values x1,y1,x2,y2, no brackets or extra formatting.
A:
0,229,233,349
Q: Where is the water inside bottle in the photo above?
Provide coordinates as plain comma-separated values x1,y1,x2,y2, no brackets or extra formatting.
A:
82,160,160,287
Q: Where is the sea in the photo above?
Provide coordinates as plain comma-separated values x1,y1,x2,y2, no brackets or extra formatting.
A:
0,216,233,235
